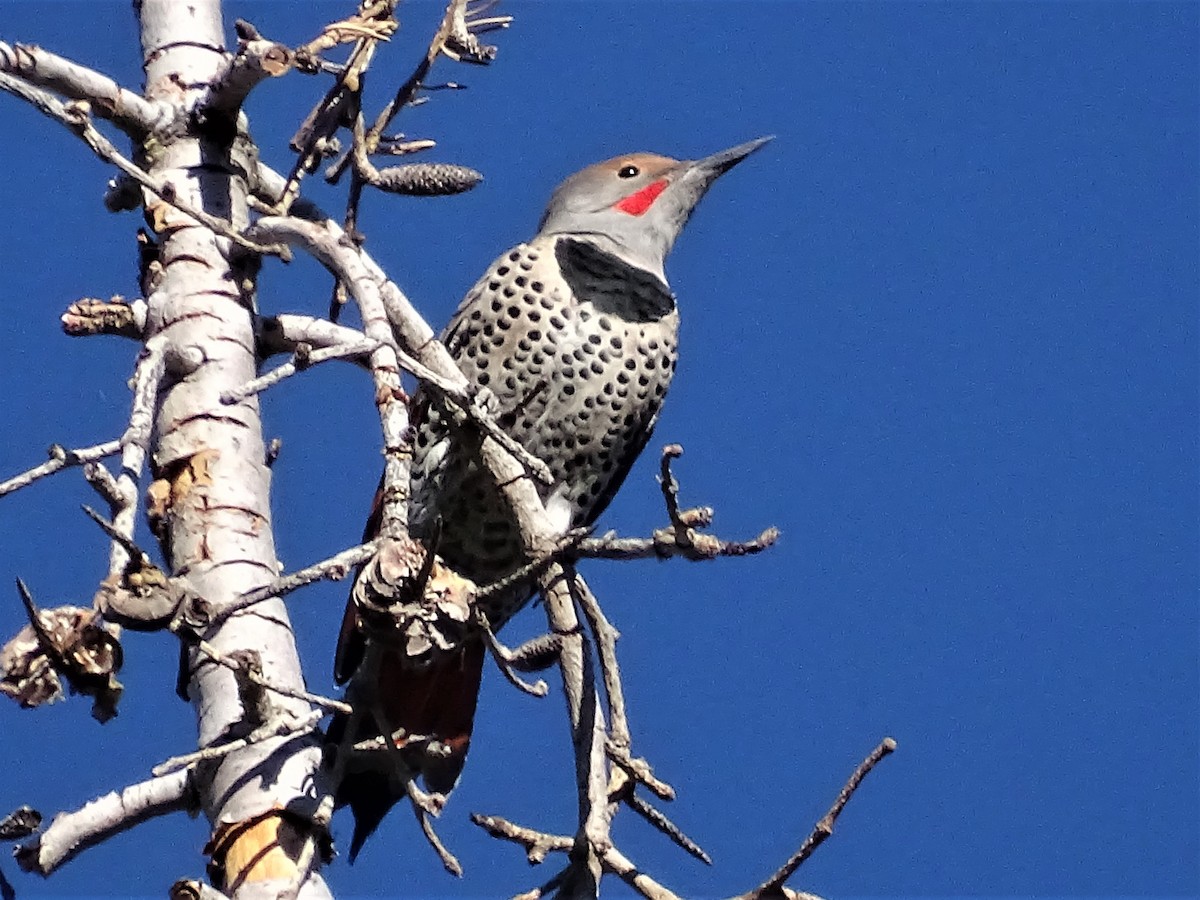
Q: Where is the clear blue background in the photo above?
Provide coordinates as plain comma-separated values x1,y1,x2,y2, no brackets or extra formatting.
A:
0,2,1195,898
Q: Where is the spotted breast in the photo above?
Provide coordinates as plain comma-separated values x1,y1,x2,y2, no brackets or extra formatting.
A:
410,234,679,626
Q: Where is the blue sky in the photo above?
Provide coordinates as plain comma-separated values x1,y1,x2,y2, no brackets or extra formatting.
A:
0,2,1196,898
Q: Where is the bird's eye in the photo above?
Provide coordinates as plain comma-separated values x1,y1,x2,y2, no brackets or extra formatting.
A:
617,164,640,179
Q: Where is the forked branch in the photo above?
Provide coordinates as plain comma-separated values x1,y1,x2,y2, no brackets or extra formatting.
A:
577,445,779,561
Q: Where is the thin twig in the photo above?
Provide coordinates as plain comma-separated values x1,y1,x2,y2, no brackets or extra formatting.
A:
0,72,284,257
280,3,398,213
411,800,462,877
605,741,675,802
333,0,501,264
221,337,381,404
737,738,897,899
210,541,380,625
190,639,352,716
658,444,686,522
576,526,779,561
327,0,510,184
572,574,630,749
575,444,779,561
475,527,589,601
324,0,455,185
250,162,329,222
82,463,123,508
512,868,570,900
474,612,550,697
106,338,166,578
472,813,686,900
470,813,572,862
622,791,710,866
80,505,153,570
0,440,120,498
539,565,610,890
598,844,682,900
362,697,460,872
257,313,370,360
152,709,324,777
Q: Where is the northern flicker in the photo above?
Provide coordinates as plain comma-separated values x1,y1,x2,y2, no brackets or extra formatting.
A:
331,137,770,859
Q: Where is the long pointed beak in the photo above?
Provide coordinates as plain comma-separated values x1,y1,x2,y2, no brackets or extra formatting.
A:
691,136,774,179
643,136,772,264
671,136,772,206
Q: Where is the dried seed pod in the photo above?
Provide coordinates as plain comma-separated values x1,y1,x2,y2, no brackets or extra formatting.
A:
0,603,124,722
373,163,483,196
0,805,42,840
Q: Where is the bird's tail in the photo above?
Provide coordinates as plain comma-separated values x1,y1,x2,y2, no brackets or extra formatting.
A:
328,637,486,861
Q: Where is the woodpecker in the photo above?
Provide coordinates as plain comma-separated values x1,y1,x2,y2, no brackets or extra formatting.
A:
331,137,770,859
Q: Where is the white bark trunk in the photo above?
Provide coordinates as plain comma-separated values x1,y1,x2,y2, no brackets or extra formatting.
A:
136,2,330,896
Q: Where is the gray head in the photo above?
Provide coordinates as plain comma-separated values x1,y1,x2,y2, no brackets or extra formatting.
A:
536,137,772,280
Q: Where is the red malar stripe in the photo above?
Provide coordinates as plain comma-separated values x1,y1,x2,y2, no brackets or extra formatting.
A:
614,179,668,216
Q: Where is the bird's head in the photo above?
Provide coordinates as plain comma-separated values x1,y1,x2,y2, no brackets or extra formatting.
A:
537,136,772,279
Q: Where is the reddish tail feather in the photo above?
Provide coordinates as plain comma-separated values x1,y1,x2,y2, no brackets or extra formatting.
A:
329,631,486,861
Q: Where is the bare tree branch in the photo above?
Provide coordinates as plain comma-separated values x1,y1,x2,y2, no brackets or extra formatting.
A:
61,296,147,339
247,215,555,486
541,568,610,897
198,27,294,117
221,337,382,405
15,770,194,877
471,815,685,900
275,2,400,216
576,526,779,562
257,314,371,360
245,216,414,536
153,709,325,778
212,540,381,624
475,612,551,697
619,790,709,866
471,813,573,861
103,336,167,578
189,638,351,717
326,0,511,185
605,741,675,802
576,445,779,561
0,440,121,498
735,738,898,900
0,72,285,258
0,40,166,135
